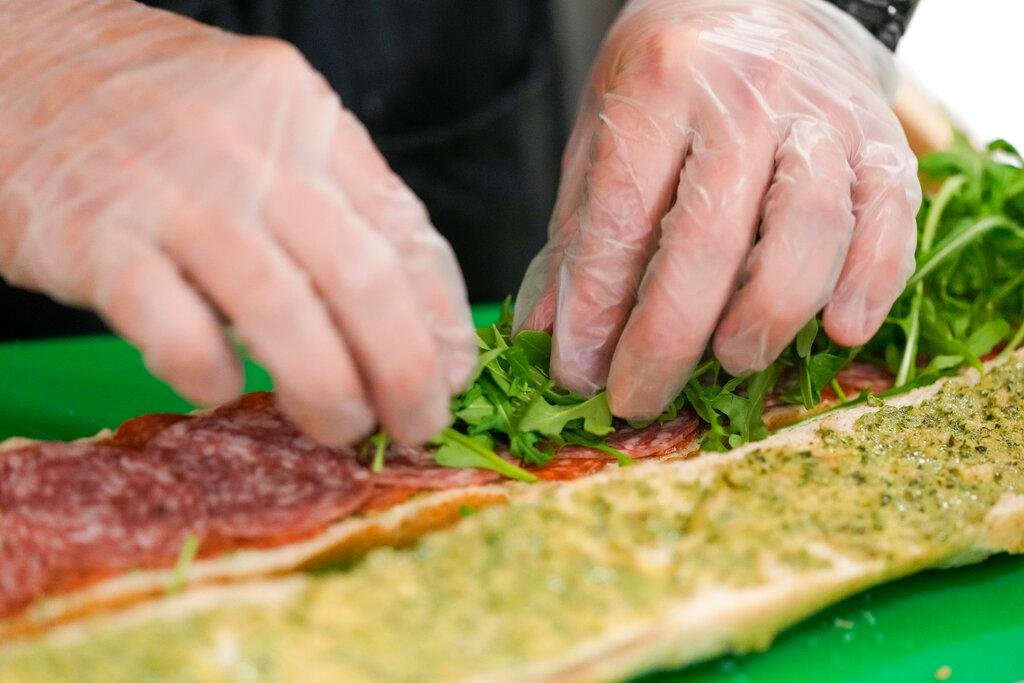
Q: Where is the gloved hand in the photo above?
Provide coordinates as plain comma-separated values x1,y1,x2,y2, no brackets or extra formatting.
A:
0,0,476,445
514,0,921,420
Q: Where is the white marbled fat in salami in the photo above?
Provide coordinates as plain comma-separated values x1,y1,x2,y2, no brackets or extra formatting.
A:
368,443,502,490
555,413,700,459
146,414,372,548
0,443,206,615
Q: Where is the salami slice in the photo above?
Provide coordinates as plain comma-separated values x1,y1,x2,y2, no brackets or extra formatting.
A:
555,413,700,460
0,537,51,618
105,413,192,450
832,361,894,395
0,443,205,568
769,361,894,409
360,485,420,513
369,444,502,490
212,391,279,418
146,415,372,549
0,442,206,616
528,457,607,481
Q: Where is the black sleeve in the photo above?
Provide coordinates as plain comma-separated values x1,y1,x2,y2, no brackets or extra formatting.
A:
820,1,920,51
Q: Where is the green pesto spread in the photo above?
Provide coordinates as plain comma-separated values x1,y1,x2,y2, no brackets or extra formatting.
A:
5,362,1024,682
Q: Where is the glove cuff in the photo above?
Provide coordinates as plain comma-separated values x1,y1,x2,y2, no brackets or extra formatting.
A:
819,1,920,51
802,0,901,101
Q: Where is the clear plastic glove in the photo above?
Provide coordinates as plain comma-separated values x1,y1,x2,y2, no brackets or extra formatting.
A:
515,0,921,420
0,0,476,444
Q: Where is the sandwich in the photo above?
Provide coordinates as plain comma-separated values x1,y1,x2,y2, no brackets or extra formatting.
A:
0,137,1022,679
2,347,1023,681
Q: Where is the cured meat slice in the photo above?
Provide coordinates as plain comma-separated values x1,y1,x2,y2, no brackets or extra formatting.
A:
212,391,278,418
105,413,192,450
369,444,502,490
146,415,372,549
766,360,894,410
831,361,895,396
0,539,51,618
360,485,420,513
528,457,607,481
0,443,205,567
555,413,700,460
0,442,206,615
202,407,304,446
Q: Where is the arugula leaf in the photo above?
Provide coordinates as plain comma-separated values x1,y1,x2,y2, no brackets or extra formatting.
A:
434,429,537,483
728,366,780,444
513,330,552,366
860,137,1024,393
988,138,1023,164
966,318,1010,357
561,431,636,467
795,317,818,358
517,392,615,438
784,352,847,409
453,387,496,426
471,347,506,383
410,138,1024,480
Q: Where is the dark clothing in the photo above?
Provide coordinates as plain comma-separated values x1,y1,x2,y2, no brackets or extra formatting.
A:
2,1,564,339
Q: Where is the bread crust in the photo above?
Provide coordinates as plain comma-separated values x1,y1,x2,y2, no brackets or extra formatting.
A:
0,408,701,638
0,358,998,649
4,353,1021,683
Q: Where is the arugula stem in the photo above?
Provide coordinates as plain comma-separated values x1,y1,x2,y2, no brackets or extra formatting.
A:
989,269,1024,310
439,428,537,483
895,282,924,387
895,174,965,389
996,318,1024,363
921,176,966,251
370,432,389,472
690,358,718,378
829,378,848,403
563,435,636,467
907,216,1016,288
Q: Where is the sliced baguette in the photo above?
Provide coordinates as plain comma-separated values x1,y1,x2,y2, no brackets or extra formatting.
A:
0,413,696,639
2,362,872,637
2,353,1021,682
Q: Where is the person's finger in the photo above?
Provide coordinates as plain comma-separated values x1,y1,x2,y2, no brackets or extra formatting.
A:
714,122,855,374
512,107,601,334
823,130,920,346
264,175,451,445
606,135,775,420
327,110,476,393
514,239,560,333
160,205,376,445
548,93,687,395
86,225,243,404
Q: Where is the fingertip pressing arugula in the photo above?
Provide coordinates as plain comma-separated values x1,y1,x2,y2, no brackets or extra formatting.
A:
368,138,1024,480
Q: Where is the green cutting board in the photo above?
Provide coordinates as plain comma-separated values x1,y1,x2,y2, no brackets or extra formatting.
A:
0,303,1020,682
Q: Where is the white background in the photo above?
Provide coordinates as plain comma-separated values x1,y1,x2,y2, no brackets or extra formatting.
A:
899,0,1024,147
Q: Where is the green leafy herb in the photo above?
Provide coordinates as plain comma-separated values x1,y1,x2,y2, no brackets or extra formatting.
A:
434,429,537,483
518,393,614,438
862,136,1024,387
424,137,1024,480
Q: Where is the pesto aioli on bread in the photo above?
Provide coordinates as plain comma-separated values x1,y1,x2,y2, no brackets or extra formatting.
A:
4,356,1024,682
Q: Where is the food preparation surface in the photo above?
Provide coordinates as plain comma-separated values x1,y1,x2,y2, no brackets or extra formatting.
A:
0,303,1020,682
